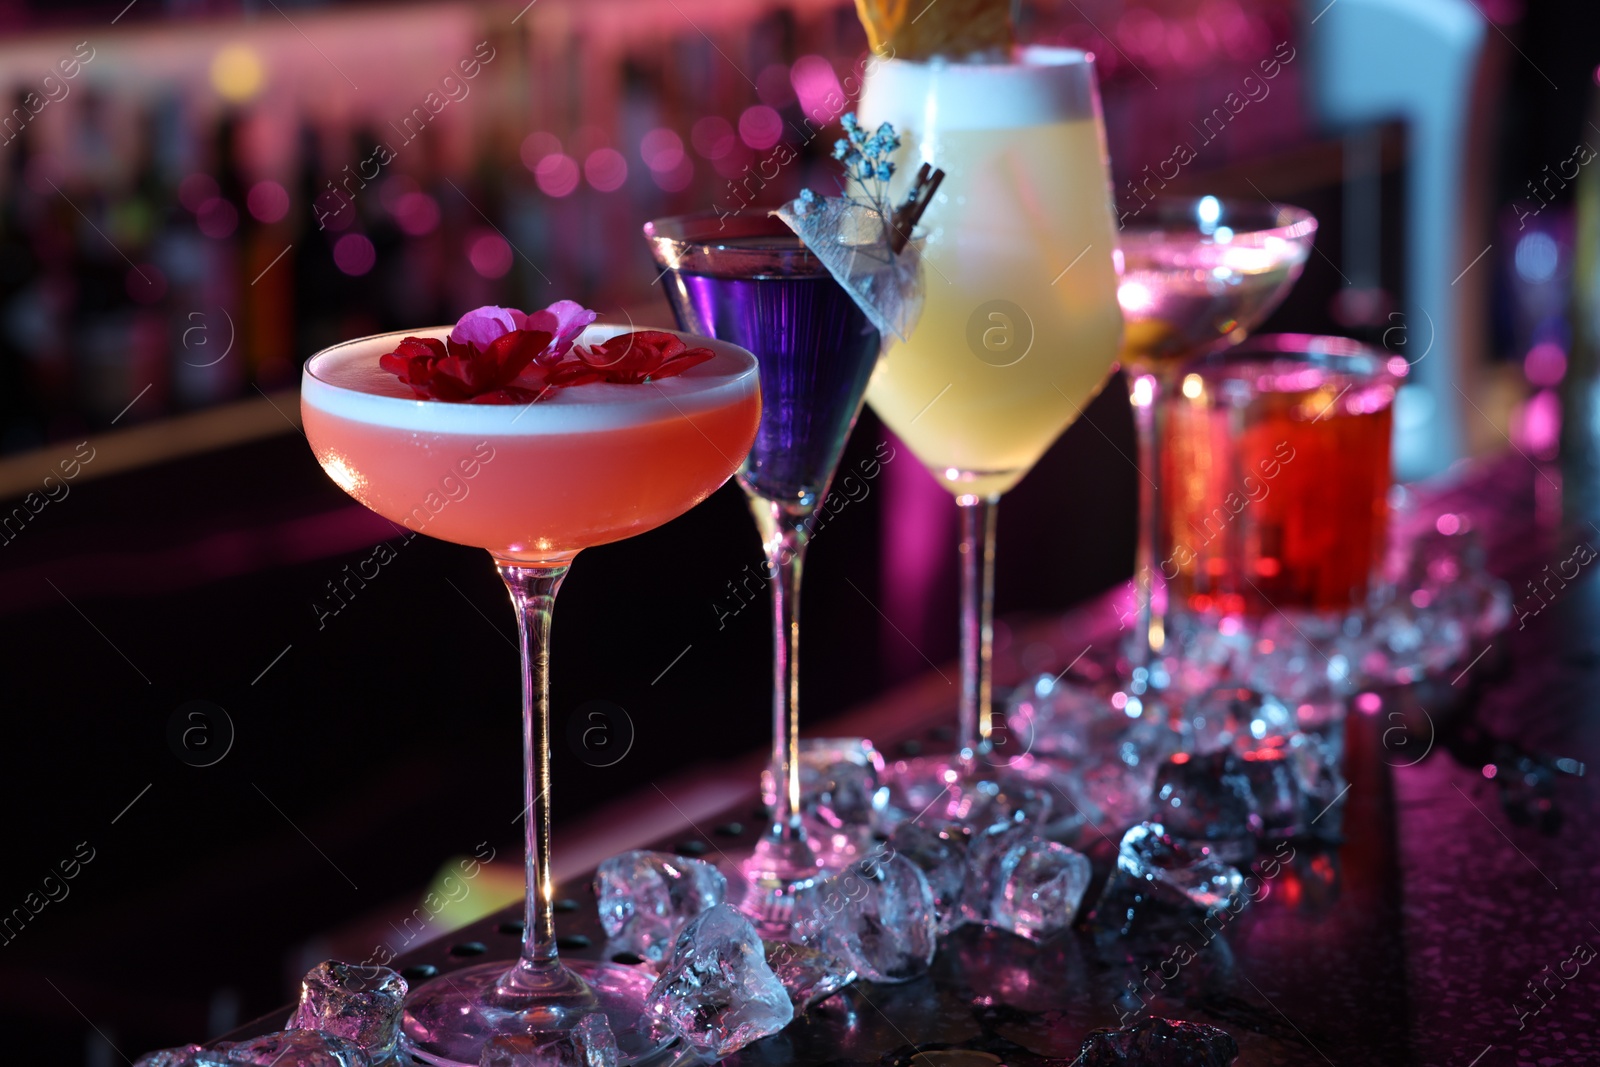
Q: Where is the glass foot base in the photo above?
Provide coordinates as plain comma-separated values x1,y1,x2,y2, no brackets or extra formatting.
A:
876,754,1054,833
737,836,823,940
401,959,674,1067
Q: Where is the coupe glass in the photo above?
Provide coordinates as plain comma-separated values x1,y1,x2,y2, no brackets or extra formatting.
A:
858,48,1124,823
1116,197,1316,677
644,210,883,930
301,324,760,1066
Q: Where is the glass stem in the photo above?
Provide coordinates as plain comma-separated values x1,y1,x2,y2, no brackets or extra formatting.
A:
747,497,818,886
956,493,999,772
1130,370,1167,671
494,560,592,1007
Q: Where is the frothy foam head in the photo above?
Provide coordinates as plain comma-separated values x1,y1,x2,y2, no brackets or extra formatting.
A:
861,45,1099,132
302,323,759,435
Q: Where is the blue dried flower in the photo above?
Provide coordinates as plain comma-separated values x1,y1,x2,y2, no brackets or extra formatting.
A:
841,112,860,133
875,161,894,181
799,188,819,204
832,138,851,160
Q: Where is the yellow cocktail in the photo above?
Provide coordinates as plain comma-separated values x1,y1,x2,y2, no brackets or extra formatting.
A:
861,48,1122,497
861,48,1122,809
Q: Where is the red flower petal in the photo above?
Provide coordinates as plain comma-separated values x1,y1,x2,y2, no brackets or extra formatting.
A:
378,336,450,399
651,346,716,380
378,319,711,403
381,329,561,402
578,332,714,384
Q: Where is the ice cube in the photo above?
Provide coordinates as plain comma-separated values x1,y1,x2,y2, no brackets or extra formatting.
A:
1078,1016,1240,1066
958,822,1031,926
795,852,937,983
1094,823,1245,933
763,939,855,1010
1006,674,1112,760
477,1015,617,1067
133,1046,205,1067
1041,710,1179,846
943,771,1053,835
1176,687,1294,756
989,839,1092,942
1151,751,1260,861
199,1030,366,1066
595,851,728,962
645,903,793,1058
874,753,1053,836
1011,677,1180,837
287,960,406,1062
887,819,968,933
762,738,886,869
1234,746,1305,839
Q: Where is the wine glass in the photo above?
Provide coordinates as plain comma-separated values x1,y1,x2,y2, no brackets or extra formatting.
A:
1116,197,1316,682
644,210,883,930
858,47,1124,824
301,323,760,1066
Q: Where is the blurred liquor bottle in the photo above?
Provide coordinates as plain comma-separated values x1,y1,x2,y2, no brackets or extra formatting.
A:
0,97,44,452
233,115,296,389
1565,83,1600,512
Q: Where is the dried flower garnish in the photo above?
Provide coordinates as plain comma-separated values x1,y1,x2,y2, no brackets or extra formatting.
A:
795,113,941,254
578,330,716,384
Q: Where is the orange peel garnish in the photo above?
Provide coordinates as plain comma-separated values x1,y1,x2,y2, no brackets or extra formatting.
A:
854,0,1014,60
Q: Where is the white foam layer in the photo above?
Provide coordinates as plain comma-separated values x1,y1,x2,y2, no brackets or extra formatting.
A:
861,46,1098,132
302,323,759,435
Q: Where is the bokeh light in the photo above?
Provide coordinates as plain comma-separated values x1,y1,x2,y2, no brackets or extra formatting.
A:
333,233,376,276
790,55,845,123
534,153,580,198
210,44,265,103
640,128,685,173
1514,231,1559,284
584,148,628,192
246,180,289,224
467,230,513,278
738,106,782,150
1525,341,1567,386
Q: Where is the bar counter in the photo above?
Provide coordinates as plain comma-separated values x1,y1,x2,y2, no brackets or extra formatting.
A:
210,450,1597,1067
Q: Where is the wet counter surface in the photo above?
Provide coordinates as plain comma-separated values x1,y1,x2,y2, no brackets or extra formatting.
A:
234,454,1598,1067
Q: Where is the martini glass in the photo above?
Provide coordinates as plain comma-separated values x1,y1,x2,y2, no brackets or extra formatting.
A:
1116,197,1316,684
858,48,1124,826
301,324,760,1066
644,210,883,930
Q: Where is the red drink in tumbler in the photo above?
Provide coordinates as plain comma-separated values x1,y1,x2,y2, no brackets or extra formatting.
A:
1161,335,1399,618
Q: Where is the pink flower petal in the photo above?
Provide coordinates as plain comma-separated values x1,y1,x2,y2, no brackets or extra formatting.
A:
525,299,598,359
450,305,525,350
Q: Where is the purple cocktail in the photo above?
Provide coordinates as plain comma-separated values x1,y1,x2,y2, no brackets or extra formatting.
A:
645,211,882,929
666,264,880,502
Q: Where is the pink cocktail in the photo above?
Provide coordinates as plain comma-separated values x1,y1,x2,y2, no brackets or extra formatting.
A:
301,321,758,1067
303,325,760,562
